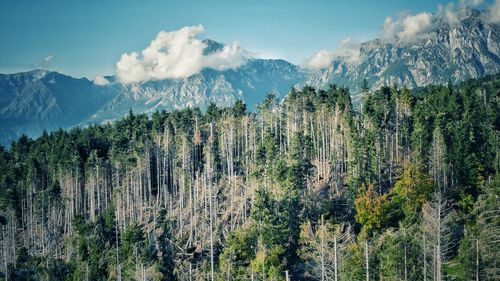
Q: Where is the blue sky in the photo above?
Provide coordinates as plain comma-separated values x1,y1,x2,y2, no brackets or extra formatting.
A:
0,0,492,79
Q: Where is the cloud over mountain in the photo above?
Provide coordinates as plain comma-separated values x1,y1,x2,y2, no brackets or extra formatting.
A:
93,75,110,86
303,50,336,70
483,0,500,23
303,0,499,71
381,12,434,42
303,37,360,69
116,25,251,83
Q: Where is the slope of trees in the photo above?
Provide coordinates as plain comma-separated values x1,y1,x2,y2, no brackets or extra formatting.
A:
0,74,498,280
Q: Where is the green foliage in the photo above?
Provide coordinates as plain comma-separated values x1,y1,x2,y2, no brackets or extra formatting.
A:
121,223,144,258
251,188,290,249
341,241,367,281
376,224,423,281
355,184,391,236
390,163,434,222
232,99,247,117
8,247,39,281
217,228,257,280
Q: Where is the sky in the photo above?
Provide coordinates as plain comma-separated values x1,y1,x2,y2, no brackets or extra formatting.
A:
0,0,494,80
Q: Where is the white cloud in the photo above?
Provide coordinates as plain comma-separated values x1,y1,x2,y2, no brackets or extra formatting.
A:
93,75,110,86
203,40,249,71
36,54,54,69
381,16,397,40
303,50,336,69
44,55,55,63
460,0,483,7
381,12,434,42
438,0,486,27
116,25,251,83
337,37,361,63
303,37,360,69
483,0,500,24
438,3,460,26
381,0,492,41
398,12,433,41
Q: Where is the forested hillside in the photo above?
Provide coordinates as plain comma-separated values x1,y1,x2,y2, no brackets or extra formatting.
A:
0,74,498,281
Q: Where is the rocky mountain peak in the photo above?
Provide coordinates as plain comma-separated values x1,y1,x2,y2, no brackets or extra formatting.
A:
202,39,225,55
306,8,500,92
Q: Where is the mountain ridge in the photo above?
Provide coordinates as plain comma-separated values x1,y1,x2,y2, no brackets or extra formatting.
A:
306,7,500,91
1,7,499,146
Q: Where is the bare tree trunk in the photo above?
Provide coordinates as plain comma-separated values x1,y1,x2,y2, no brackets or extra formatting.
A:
334,235,338,281
189,263,193,281
116,208,121,281
321,215,325,281
423,233,427,281
365,241,369,281
437,202,442,281
476,239,479,281
209,123,215,281
404,243,408,281
404,227,407,281
434,246,437,281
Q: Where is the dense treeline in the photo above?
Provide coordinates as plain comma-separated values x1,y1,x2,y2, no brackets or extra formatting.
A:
0,74,498,281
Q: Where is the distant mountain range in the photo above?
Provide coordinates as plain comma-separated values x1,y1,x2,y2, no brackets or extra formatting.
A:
1,8,499,146
308,8,500,92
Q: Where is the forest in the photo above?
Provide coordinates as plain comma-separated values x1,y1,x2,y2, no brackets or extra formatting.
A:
0,74,498,281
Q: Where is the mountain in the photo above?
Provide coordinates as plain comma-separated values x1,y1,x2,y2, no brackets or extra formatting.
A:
85,58,305,125
0,58,305,146
307,8,500,91
95,38,305,118
0,70,118,145
0,8,499,146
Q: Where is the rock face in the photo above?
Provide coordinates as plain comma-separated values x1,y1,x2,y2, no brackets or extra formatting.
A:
86,58,305,125
0,8,499,146
0,70,117,145
307,8,500,91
